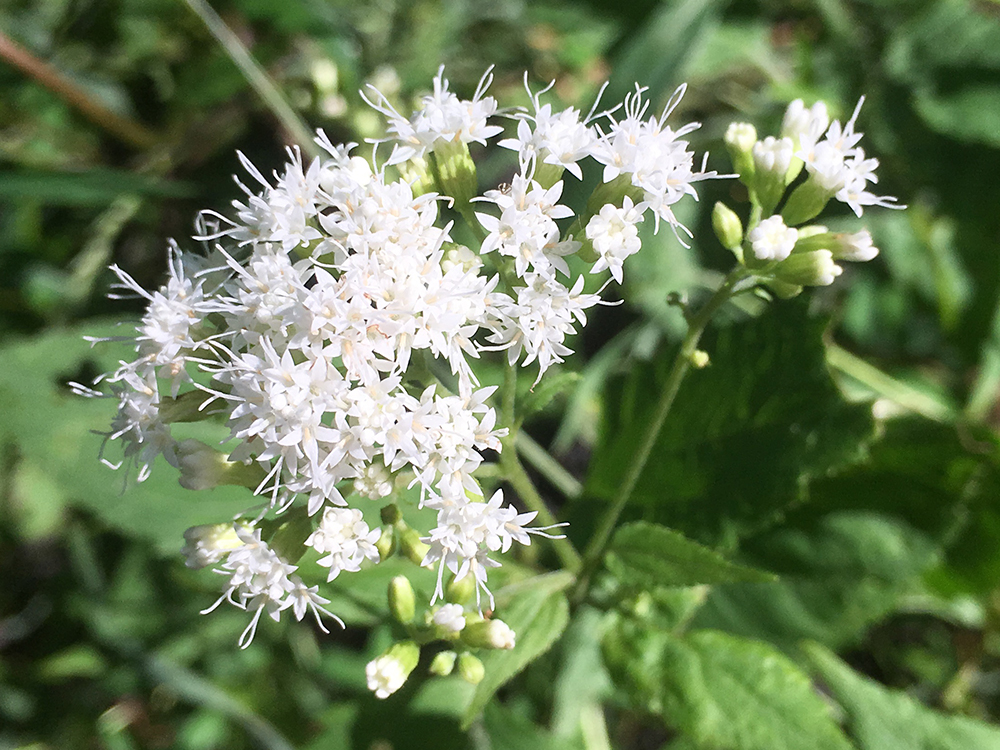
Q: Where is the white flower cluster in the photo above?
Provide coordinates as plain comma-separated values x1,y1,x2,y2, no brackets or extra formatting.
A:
788,97,902,217
84,68,728,646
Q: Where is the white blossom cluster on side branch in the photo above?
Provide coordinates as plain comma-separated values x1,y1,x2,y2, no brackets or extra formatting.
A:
79,67,901,698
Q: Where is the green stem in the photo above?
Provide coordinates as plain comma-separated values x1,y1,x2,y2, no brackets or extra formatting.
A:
183,0,320,159
500,361,582,572
516,431,583,500
570,267,750,605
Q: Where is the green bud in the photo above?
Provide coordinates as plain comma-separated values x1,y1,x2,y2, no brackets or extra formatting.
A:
533,159,564,190
429,650,457,677
432,140,478,210
375,526,396,561
689,350,710,369
174,440,266,491
462,618,516,650
711,202,743,254
775,250,843,287
399,527,430,565
724,122,757,186
445,573,476,606
456,653,486,685
584,174,644,222
388,575,416,624
181,522,246,568
761,277,803,299
396,156,436,197
781,177,835,226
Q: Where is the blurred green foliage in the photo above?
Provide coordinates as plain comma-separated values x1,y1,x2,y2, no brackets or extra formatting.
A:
4,0,1000,748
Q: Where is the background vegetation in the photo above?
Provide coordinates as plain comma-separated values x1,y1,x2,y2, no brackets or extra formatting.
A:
3,0,1000,748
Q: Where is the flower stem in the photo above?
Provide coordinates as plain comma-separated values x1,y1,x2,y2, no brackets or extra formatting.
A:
515,431,583,500
500,361,582,572
570,267,750,605
182,0,320,159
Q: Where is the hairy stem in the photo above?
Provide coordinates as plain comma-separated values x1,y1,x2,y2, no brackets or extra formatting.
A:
570,267,750,605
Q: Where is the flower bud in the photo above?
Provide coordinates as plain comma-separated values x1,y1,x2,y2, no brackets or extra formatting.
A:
724,122,757,185
432,603,467,635
830,230,878,262
174,440,265,491
429,650,457,677
781,178,835,226
462,618,516,650
752,136,794,214
762,277,803,299
445,572,476,606
432,140,478,209
366,641,420,699
457,653,485,685
776,250,843,287
689,350,710,369
181,522,246,568
388,576,416,625
712,202,743,254
375,525,396,561
397,155,436,197
399,527,431,565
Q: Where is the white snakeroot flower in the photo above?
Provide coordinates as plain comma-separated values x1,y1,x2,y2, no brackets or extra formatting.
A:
498,78,603,180
489,274,601,382
477,172,577,280
422,489,565,608
433,603,467,633
748,216,799,262
797,97,903,216
305,507,381,580
363,66,503,165
203,526,341,648
586,196,644,283
752,136,794,176
591,84,720,237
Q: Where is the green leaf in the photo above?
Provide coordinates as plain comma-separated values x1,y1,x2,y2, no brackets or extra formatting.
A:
483,701,576,750
805,642,1000,749
0,169,196,206
693,512,938,651
604,625,853,750
461,572,572,728
606,521,775,589
584,301,875,545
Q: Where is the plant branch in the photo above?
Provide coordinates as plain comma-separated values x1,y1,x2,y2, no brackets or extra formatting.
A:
182,0,320,159
0,30,159,150
515,431,583,500
570,267,750,605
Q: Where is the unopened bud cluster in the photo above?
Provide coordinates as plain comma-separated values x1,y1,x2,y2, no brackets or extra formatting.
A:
79,67,902,698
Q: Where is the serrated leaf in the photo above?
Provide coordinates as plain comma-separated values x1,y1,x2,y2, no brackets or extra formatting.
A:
805,642,1000,749
661,631,853,750
607,521,774,589
693,512,937,651
585,301,875,545
605,625,853,750
461,572,572,728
